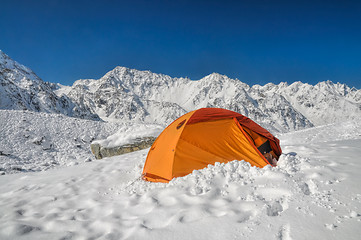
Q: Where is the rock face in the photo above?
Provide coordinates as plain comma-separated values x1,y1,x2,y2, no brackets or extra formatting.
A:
90,137,156,159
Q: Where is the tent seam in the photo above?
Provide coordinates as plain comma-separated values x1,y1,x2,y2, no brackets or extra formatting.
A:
170,111,197,179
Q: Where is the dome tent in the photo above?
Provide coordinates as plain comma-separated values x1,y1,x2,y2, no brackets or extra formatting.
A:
142,108,282,183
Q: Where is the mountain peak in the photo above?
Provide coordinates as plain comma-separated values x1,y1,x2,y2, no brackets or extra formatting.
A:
204,72,226,78
0,49,5,58
112,66,132,74
0,50,34,78
105,66,170,80
316,80,335,87
0,50,12,66
201,73,235,83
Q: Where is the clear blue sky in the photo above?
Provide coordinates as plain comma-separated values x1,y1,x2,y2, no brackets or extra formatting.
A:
1,0,360,88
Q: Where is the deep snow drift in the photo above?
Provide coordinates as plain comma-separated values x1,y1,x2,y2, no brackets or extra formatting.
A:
0,112,360,240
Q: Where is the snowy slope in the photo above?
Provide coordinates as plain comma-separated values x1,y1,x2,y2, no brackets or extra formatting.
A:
0,119,360,240
0,110,163,174
0,50,99,120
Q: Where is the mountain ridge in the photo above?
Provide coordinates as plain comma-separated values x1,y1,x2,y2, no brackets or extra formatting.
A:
1,50,360,133
62,65,360,132
0,50,99,120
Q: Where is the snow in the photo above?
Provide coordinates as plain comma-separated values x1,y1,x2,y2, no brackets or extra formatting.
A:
0,110,162,174
92,125,163,148
0,51,99,120
0,111,360,239
59,66,360,132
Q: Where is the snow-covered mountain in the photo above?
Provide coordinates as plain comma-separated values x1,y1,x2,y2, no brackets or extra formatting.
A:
62,66,360,132
0,50,99,120
251,81,361,126
1,50,360,132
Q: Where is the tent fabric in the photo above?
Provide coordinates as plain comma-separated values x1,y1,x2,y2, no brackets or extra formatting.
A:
142,108,282,183
187,108,281,156
242,126,269,149
186,107,242,124
142,110,195,182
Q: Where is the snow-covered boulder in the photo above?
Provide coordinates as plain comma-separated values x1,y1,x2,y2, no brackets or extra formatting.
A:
90,136,156,159
89,123,162,159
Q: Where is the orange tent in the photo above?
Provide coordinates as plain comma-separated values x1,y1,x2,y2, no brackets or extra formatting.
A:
142,108,282,182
